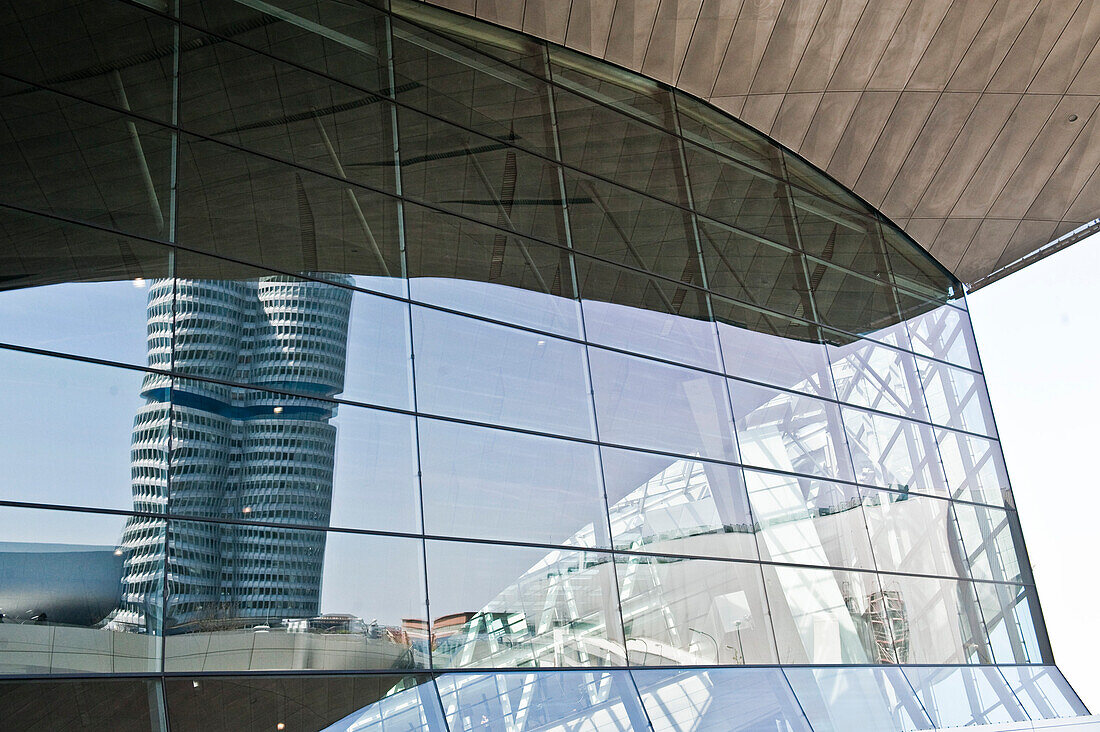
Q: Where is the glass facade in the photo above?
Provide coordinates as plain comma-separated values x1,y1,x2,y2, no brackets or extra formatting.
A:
0,0,1090,729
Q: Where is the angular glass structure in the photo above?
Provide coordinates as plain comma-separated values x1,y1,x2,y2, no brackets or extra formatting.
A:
0,0,1093,729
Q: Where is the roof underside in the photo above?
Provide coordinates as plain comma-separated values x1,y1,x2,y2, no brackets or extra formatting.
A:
421,0,1100,288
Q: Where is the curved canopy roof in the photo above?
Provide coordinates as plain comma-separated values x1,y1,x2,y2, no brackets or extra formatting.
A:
422,0,1100,288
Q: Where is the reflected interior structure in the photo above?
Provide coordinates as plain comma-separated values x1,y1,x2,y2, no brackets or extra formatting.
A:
0,0,1094,730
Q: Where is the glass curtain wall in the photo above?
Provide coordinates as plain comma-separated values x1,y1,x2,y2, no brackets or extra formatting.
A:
0,0,1087,729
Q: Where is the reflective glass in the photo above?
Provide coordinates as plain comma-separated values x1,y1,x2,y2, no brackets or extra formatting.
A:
860,489,965,578
673,92,784,175
0,0,175,122
169,377,421,534
688,144,795,246
0,349,165,512
601,447,757,561
714,297,835,398
165,522,427,672
550,46,673,130
588,347,739,462
178,27,395,193
424,540,625,668
875,574,989,664
0,678,162,731
879,224,959,305
616,554,777,665
633,667,812,732
411,305,594,439
171,253,414,411
905,303,981,371
954,503,1024,584
784,667,933,732
828,338,929,420
418,418,608,547
903,666,1029,727
554,85,687,208
576,254,721,371
730,382,853,481
792,190,891,283
435,670,650,732
0,210,170,366
166,674,447,732
843,408,947,495
1000,666,1089,720
0,505,162,675
698,219,812,322
747,470,876,571
182,0,391,96
918,357,998,438
975,582,1044,665
399,107,567,245
0,78,173,240
391,16,556,158
809,256,906,336
760,564,888,664
175,134,405,293
403,201,581,338
937,428,1012,507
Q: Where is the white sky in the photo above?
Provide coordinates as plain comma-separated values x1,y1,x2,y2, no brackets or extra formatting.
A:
968,232,1100,712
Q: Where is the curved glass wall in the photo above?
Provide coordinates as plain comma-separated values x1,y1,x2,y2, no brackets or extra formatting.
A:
0,0,1089,729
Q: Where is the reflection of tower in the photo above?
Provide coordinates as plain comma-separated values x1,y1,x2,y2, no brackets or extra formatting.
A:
115,275,353,631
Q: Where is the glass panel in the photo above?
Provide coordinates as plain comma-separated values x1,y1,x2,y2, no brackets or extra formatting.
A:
0,212,170,366
673,92,784,175
688,144,795,246
860,489,966,577
699,219,812,322
730,382,853,481
746,470,876,571
165,522,427,672
563,170,700,286
616,554,777,665
792,190,891,281
411,305,594,439
876,574,990,664
550,46,673,129
391,16,556,158
172,254,413,411
424,540,625,668
937,428,1012,507
588,347,738,462
999,666,1089,719
403,201,581,338
0,349,165,512
0,505,162,675
975,582,1044,665
166,674,448,732
760,564,888,664
0,0,175,122
828,338,929,420
175,134,405,293
903,666,1029,727
879,223,959,304
904,303,981,371
169,377,421,534
954,503,1023,583
435,670,649,732
714,297,835,398
633,667,812,732
575,254,721,371
784,667,933,732
809,256,905,336
842,408,947,495
178,27,395,194
554,86,687,207
601,447,757,561
418,418,608,547
399,107,567,245
182,0,391,96
0,78,173,240
918,357,998,437
781,152,874,215
0,678,161,731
